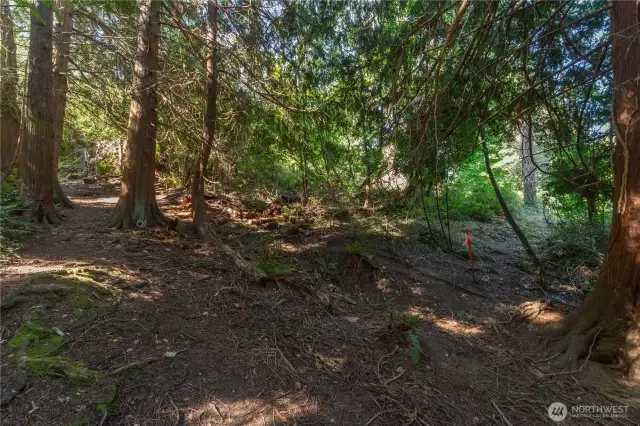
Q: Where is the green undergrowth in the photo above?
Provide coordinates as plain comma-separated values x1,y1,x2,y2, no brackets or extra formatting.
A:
391,313,422,329
257,259,293,278
541,222,607,267
0,177,34,253
386,312,422,364
96,385,118,417
345,241,376,267
8,316,102,385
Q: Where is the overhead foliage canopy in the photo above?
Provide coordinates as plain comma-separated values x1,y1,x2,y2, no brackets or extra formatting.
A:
5,0,612,216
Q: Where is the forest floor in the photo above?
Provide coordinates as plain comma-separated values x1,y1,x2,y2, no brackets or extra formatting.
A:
1,181,639,426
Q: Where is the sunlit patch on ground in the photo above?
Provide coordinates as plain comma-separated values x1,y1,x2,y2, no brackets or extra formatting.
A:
2,190,634,426
1,264,66,275
518,300,565,325
188,392,320,426
432,317,484,335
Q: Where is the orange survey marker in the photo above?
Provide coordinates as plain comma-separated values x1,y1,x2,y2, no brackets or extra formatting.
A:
463,231,473,264
463,231,475,281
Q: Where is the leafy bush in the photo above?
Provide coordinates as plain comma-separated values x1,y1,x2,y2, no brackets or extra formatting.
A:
423,151,521,223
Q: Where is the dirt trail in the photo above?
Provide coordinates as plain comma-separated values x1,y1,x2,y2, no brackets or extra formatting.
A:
1,189,637,426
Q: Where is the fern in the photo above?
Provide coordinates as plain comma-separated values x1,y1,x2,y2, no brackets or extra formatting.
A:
257,259,293,277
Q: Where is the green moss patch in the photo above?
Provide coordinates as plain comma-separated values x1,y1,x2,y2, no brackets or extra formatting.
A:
8,318,63,357
30,269,119,297
8,317,102,385
6,269,123,312
21,356,103,385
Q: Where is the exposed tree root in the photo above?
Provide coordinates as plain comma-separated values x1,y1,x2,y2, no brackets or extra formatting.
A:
109,197,170,229
54,179,74,208
192,198,211,238
546,296,631,373
23,200,62,225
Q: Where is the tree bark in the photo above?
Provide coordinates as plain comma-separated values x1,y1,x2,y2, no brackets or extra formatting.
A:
516,118,536,205
481,130,544,287
52,0,73,207
363,178,371,208
0,0,20,176
552,1,640,380
191,0,217,237
17,0,60,224
110,0,167,228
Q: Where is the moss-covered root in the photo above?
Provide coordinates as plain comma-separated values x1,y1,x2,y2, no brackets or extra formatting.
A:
20,356,103,385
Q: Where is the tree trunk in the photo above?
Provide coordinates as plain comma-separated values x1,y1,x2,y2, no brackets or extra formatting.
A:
52,0,73,207
191,0,217,237
517,118,536,205
363,177,371,208
0,0,20,176
481,131,544,287
110,0,167,228
586,195,596,223
552,1,640,380
17,0,60,224
586,154,597,223
300,150,309,205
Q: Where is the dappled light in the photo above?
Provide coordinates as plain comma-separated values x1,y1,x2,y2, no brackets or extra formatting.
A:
432,318,484,336
2,0,640,424
187,393,320,426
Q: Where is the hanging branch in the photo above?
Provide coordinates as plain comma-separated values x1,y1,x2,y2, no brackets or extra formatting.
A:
480,129,545,290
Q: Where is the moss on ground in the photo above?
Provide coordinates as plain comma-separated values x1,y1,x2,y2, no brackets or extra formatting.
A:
8,316,103,385
8,317,63,357
30,269,119,297
4,269,121,312
21,356,103,385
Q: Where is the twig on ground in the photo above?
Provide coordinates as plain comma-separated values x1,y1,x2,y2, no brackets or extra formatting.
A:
169,396,181,426
383,368,406,387
107,358,159,375
274,342,299,377
98,410,108,426
365,409,394,426
491,400,514,426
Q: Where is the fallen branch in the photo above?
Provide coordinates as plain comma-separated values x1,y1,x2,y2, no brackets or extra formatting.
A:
491,400,514,426
419,268,488,298
327,292,357,305
222,244,269,285
274,343,299,378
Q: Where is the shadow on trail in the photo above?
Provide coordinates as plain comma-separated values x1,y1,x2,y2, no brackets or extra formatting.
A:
1,191,637,425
